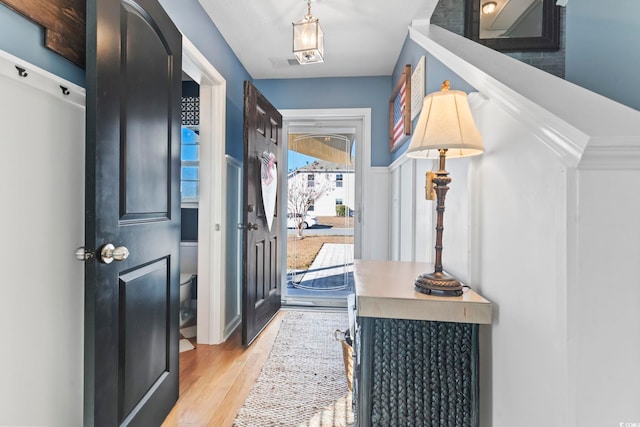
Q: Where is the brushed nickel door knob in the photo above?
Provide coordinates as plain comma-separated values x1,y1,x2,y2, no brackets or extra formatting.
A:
100,244,130,264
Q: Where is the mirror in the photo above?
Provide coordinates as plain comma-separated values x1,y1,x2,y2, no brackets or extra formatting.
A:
464,0,561,51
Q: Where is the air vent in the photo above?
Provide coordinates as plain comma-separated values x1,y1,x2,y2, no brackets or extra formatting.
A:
269,57,301,68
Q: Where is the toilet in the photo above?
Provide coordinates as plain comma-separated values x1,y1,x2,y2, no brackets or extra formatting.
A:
180,273,195,327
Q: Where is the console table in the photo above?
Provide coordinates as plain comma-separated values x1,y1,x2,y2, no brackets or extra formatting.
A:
352,260,492,427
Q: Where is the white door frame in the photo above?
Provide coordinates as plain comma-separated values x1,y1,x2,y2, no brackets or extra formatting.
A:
280,108,372,268
182,36,227,344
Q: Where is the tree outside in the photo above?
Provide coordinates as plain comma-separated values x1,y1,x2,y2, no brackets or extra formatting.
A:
287,173,331,238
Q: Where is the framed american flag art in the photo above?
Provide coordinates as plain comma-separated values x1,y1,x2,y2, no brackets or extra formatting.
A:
389,64,411,152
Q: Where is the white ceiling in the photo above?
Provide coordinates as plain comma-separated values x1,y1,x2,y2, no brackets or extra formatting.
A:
198,0,437,80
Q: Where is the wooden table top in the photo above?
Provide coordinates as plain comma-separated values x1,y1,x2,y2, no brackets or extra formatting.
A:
354,259,492,324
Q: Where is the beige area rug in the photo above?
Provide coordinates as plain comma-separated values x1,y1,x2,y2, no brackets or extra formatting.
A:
233,310,355,427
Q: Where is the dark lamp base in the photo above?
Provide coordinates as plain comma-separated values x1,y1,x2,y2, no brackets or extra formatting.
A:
415,271,463,296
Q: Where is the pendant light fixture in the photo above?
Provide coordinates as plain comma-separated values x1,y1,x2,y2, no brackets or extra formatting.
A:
292,0,324,65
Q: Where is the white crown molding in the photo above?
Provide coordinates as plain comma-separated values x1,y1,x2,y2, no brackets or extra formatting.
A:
579,137,640,170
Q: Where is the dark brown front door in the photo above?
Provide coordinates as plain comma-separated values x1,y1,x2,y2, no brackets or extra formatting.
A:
84,0,182,425
242,81,283,346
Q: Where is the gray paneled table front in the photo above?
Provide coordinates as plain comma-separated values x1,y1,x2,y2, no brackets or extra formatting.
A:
352,260,492,427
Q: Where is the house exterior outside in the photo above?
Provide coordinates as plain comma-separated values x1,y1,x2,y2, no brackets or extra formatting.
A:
288,160,355,217
2,0,640,426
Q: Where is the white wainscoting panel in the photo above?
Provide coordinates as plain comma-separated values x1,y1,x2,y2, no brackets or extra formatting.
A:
409,23,640,426
388,157,435,264
390,166,401,261
413,159,435,264
224,156,242,339
364,167,390,260
0,51,85,426
399,160,415,261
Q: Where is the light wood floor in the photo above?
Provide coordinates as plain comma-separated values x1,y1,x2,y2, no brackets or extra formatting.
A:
161,312,285,427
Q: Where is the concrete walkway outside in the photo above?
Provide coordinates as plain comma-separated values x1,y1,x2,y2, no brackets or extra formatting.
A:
290,243,354,293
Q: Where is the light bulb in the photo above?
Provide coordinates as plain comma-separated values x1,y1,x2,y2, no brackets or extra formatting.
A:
482,1,497,14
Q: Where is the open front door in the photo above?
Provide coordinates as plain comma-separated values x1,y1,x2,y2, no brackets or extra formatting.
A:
84,0,181,425
242,81,283,345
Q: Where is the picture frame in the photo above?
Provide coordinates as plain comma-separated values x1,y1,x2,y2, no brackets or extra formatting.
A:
463,0,561,52
410,56,425,121
389,64,411,152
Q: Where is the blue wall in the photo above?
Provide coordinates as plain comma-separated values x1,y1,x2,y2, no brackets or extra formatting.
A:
390,36,476,163
565,1,640,111
159,0,252,160
0,1,251,159
0,4,84,86
254,77,392,167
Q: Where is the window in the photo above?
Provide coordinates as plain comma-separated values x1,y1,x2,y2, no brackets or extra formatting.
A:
335,198,343,205
307,173,315,188
181,126,199,202
335,173,343,188
308,198,315,211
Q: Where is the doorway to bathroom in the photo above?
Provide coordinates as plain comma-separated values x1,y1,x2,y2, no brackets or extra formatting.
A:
178,37,231,348
178,76,200,353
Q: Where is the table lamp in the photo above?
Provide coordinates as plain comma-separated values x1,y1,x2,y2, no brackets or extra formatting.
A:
406,81,484,296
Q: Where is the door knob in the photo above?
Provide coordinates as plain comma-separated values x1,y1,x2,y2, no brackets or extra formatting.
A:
237,222,259,231
74,247,94,262
100,244,130,264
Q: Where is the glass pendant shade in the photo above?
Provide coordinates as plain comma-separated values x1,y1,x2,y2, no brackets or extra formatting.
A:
293,18,324,64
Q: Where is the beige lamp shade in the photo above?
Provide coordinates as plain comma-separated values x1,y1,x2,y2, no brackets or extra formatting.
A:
406,88,484,159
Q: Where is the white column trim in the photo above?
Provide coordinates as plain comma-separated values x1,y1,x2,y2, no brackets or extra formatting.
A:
182,34,227,345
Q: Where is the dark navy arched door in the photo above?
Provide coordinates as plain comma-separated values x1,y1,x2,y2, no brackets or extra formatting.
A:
84,0,182,425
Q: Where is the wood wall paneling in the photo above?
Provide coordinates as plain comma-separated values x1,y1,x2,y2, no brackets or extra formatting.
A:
0,0,85,67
